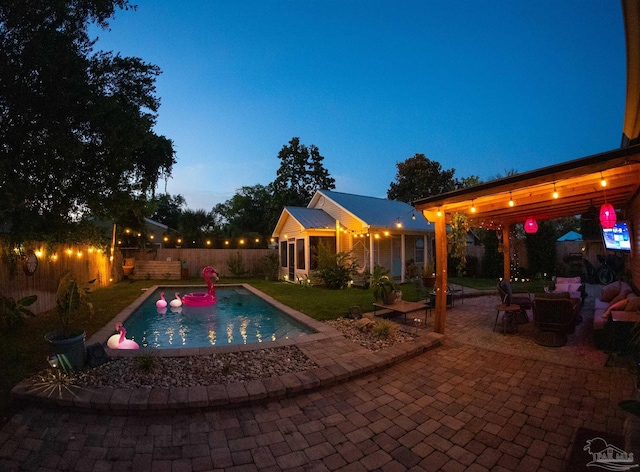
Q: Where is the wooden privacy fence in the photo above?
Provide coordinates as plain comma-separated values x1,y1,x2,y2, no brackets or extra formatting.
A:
1,243,113,315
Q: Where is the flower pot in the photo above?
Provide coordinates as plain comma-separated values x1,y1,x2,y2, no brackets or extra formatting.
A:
422,276,436,288
44,330,86,372
383,291,397,305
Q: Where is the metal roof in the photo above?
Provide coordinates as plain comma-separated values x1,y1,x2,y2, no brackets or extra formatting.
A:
316,190,434,231
284,207,336,229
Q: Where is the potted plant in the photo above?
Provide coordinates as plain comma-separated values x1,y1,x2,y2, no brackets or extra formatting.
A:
44,272,95,372
422,261,436,288
371,265,398,304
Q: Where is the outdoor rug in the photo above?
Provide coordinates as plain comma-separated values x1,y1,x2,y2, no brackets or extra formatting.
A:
565,427,635,472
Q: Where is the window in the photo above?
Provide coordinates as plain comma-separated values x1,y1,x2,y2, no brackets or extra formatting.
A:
309,236,336,270
296,239,305,269
280,241,288,267
415,238,424,263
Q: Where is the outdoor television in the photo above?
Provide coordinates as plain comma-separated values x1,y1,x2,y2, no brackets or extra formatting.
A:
602,220,632,252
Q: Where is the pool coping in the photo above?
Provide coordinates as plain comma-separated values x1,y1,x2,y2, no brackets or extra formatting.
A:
11,284,444,412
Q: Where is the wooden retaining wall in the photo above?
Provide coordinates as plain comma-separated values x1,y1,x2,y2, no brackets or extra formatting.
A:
130,248,276,278
129,260,182,280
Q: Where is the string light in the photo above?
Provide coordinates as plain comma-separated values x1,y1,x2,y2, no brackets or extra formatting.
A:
553,183,558,199
471,200,476,213
600,172,607,187
509,192,514,207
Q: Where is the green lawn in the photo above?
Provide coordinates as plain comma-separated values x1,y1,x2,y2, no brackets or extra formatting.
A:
0,276,501,420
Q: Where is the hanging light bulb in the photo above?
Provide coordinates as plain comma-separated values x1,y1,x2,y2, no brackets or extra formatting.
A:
524,217,538,233
553,183,558,199
471,200,476,213
509,192,514,207
600,173,607,187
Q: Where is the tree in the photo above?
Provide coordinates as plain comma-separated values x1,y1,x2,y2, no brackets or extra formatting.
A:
214,184,274,238
0,0,175,244
270,137,335,211
150,193,186,230
387,154,458,203
178,209,215,247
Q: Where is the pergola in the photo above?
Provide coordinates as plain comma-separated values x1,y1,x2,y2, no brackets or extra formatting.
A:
414,145,640,334
414,0,640,335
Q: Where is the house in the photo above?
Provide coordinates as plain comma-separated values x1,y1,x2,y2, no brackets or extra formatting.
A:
272,190,436,284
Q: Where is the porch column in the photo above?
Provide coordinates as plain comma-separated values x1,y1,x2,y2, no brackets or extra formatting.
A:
503,224,511,280
335,220,341,253
424,210,447,334
369,230,374,273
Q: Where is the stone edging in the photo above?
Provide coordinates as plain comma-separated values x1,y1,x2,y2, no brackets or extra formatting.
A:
11,332,443,413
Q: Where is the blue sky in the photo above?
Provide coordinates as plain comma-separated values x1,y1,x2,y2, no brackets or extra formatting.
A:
93,1,626,211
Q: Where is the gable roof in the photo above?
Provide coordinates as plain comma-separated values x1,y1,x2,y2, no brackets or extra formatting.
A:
311,190,434,231
272,207,337,236
284,207,336,229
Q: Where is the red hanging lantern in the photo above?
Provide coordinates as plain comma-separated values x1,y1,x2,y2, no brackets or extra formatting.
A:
524,217,538,234
599,203,616,229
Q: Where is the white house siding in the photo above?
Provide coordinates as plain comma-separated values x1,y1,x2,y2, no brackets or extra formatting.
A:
312,199,367,234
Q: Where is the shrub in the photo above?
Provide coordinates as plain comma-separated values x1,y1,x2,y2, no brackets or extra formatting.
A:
0,294,37,328
227,251,248,276
372,319,397,340
260,252,279,280
313,240,358,289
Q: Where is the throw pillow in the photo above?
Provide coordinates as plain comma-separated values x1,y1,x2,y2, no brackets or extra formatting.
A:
609,289,632,306
567,283,583,292
556,277,581,284
600,281,622,303
554,283,570,293
603,298,628,318
626,295,640,313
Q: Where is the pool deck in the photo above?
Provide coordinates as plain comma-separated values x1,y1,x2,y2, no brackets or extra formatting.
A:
10,284,443,411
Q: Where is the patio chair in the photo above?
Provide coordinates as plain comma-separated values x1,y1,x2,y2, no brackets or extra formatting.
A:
532,293,578,347
497,279,532,323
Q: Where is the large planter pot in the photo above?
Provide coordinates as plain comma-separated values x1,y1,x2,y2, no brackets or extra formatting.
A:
44,330,86,372
382,291,397,305
422,276,436,288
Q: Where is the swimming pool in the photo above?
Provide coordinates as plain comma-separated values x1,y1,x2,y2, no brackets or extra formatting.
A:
121,285,316,349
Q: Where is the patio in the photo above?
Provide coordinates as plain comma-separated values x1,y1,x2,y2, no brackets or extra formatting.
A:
1,287,637,471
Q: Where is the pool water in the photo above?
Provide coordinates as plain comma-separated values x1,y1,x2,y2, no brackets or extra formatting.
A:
123,286,314,349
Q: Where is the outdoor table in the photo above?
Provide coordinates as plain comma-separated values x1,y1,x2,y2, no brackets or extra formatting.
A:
373,300,431,324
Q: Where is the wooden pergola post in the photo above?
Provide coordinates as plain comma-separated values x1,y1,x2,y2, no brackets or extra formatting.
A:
424,210,447,334
502,224,511,281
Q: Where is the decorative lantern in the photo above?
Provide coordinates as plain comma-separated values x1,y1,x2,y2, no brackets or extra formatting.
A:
524,217,538,234
599,203,616,229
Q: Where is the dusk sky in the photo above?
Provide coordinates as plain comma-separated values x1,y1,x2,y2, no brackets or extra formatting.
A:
92,1,626,211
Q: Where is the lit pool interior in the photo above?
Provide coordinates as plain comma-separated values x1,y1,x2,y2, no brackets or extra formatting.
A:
123,286,315,349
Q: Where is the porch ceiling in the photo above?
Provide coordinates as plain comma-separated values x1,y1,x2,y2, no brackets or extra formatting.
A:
414,145,640,228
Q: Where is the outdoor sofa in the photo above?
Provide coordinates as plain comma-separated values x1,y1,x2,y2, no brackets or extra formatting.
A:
593,280,640,349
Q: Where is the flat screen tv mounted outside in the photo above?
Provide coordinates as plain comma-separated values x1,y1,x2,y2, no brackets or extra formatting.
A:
602,220,632,252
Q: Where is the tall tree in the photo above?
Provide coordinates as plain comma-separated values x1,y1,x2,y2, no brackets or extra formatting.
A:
270,137,335,209
150,193,186,230
213,184,274,237
387,154,457,203
0,0,175,244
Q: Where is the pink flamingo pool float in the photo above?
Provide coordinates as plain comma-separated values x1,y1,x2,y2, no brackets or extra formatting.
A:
107,322,139,350
182,266,219,306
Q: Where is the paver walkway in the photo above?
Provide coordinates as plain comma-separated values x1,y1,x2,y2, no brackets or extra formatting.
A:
1,289,638,471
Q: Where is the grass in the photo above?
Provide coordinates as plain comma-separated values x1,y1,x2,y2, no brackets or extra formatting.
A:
0,275,500,420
